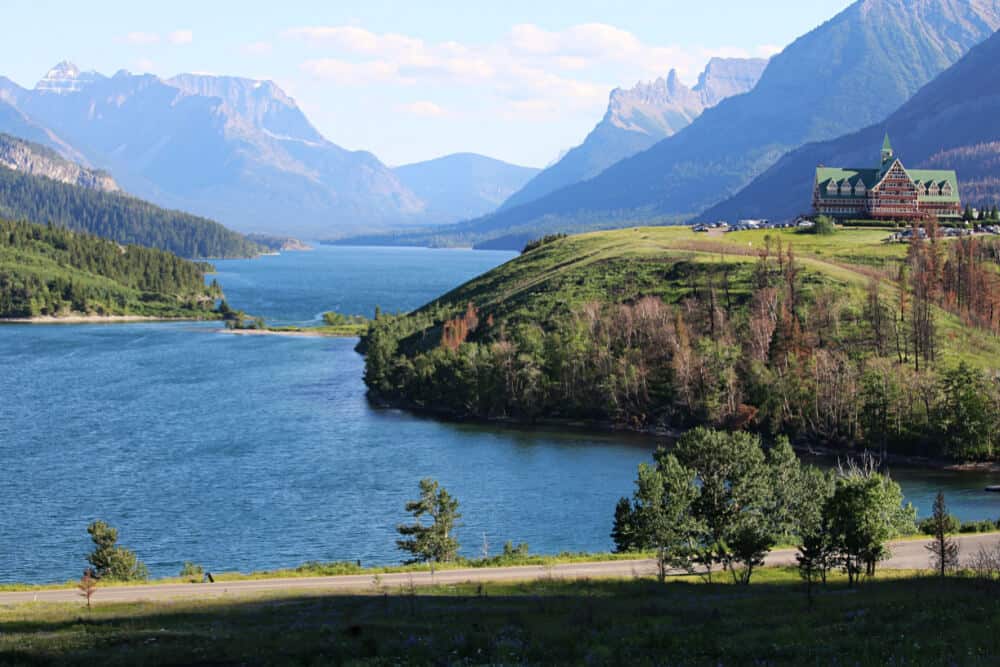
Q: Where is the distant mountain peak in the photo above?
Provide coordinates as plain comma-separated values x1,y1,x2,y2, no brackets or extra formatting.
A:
498,56,768,212
166,73,324,145
35,61,103,95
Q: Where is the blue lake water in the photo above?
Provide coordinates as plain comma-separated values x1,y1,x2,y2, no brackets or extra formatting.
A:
1,245,998,584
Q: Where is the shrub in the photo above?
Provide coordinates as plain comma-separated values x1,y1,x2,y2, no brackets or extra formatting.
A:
959,519,997,534
522,234,567,254
180,562,205,582
918,513,960,535
811,216,837,235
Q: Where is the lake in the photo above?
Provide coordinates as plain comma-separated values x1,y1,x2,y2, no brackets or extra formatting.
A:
1,245,997,584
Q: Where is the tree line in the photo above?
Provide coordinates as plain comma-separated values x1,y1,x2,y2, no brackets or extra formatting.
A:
0,164,261,259
362,225,1000,461
0,218,221,318
612,428,915,587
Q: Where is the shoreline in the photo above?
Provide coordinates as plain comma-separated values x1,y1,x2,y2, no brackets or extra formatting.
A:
368,396,1000,473
217,327,359,339
0,314,210,324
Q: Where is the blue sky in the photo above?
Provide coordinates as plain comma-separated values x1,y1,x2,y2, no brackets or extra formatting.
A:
5,0,854,167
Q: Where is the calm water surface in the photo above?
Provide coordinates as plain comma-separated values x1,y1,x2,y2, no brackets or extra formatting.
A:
1,245,997,584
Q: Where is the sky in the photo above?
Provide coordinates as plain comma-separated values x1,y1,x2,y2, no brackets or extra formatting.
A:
4,0,854,168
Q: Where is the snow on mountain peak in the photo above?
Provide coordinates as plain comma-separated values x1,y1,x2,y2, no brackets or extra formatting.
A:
35,61,103,94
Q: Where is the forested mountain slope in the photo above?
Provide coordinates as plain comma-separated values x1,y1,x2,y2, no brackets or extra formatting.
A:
0,218,222,318
0,65,424,237
0,163,262,258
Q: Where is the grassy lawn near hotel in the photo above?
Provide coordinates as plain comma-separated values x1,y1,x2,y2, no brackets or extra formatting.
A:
1,568,998,665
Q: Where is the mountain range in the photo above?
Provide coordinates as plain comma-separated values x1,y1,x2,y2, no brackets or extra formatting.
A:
393,154,539,224
704,26,1000,221
0,133,262,258
407,0,1000,250
0,132,118,192
500,58,767,211
0,64,537,238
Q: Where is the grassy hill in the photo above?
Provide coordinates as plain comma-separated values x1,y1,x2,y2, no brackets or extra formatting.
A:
362,225,1000,461
0,218,222,319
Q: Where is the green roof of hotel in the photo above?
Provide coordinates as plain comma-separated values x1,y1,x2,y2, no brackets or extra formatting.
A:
816,162,959,203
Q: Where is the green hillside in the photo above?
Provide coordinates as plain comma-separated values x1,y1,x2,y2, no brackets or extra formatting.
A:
0,162,262,259
362,225,1000,461
0,218,222,319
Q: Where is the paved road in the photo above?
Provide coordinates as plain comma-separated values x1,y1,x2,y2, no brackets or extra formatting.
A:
2,534,997,605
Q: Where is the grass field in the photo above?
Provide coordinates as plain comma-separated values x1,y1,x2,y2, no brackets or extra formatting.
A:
2,568,997,665
413,225,1000,368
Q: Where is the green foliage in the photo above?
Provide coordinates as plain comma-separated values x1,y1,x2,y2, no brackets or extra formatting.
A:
917,513,961,535
0,165,261,258
810,216,837,235
396,479,462,564
360,227,1000,462
934,362,998,460
614,429,813,585
924,492,960,577
822,460,915,585
322,311,368,327
86,521,149,582
522,233,568,254
0,218,222,318
180,562,205,582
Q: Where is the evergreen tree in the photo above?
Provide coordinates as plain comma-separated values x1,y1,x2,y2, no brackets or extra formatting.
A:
397,479,462,564
925,492,960,577
86,520,149,581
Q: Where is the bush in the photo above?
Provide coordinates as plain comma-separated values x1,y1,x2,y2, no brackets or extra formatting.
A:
959,519,998,534
180,562,205,582
502,541,530,559
323,312,368,327
522,234,567,254
811,216,837,235
918,514,961,535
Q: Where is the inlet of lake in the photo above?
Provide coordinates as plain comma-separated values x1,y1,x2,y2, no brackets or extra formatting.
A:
1,245,998,584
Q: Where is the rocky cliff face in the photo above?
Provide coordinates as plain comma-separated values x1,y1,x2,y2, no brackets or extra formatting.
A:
500,57,768,211
0,133,118,192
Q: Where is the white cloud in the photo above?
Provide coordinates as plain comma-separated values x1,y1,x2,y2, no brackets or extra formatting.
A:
126,32,160,46
398,101,448,117
168,30,194,46
288,23,776,119
134,58,156,73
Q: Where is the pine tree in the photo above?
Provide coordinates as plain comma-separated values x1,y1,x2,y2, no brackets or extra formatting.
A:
396,479,462,564
925,491,960,577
